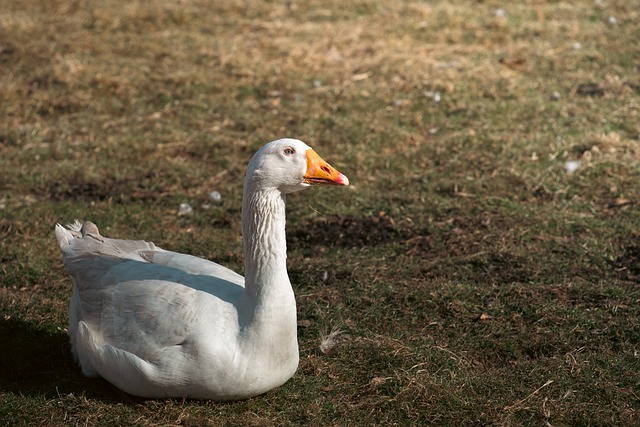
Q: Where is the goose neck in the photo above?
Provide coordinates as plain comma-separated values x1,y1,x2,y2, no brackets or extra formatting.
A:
241,185,288,296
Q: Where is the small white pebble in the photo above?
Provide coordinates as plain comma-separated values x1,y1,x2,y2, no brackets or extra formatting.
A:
495,8,506,17
178,203,193,216
209,191,222,203
313,80,323,88
608,16,617,25
552,91,561,100
572,42,582,50
564,160,582,174
424,91,442,103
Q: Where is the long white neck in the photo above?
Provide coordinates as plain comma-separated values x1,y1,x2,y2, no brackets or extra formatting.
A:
242,184,288,294
238,177,298,368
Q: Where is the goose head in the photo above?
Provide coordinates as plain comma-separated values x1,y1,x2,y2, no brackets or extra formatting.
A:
245,138,349,194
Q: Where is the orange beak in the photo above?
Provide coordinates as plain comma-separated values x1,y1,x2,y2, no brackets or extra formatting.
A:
303,149,349,186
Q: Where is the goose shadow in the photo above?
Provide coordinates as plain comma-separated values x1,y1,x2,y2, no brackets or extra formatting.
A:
0,315,141,402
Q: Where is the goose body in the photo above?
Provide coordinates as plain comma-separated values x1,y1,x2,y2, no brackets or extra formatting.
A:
55,138,349,400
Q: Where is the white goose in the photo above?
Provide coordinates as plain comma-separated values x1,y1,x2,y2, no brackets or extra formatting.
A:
55,138,349,400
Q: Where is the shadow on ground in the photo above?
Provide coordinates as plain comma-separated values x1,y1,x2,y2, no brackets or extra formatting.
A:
0,316,125,401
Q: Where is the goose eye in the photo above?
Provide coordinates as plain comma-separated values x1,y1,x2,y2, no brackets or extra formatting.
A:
283,147,295,156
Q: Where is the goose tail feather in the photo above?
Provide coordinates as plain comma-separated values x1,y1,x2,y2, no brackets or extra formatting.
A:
55,220,82,248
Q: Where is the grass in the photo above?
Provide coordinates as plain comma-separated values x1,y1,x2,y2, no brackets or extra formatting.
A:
1,0,640,425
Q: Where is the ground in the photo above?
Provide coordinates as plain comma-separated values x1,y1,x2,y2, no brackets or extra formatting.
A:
1,0,639,425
